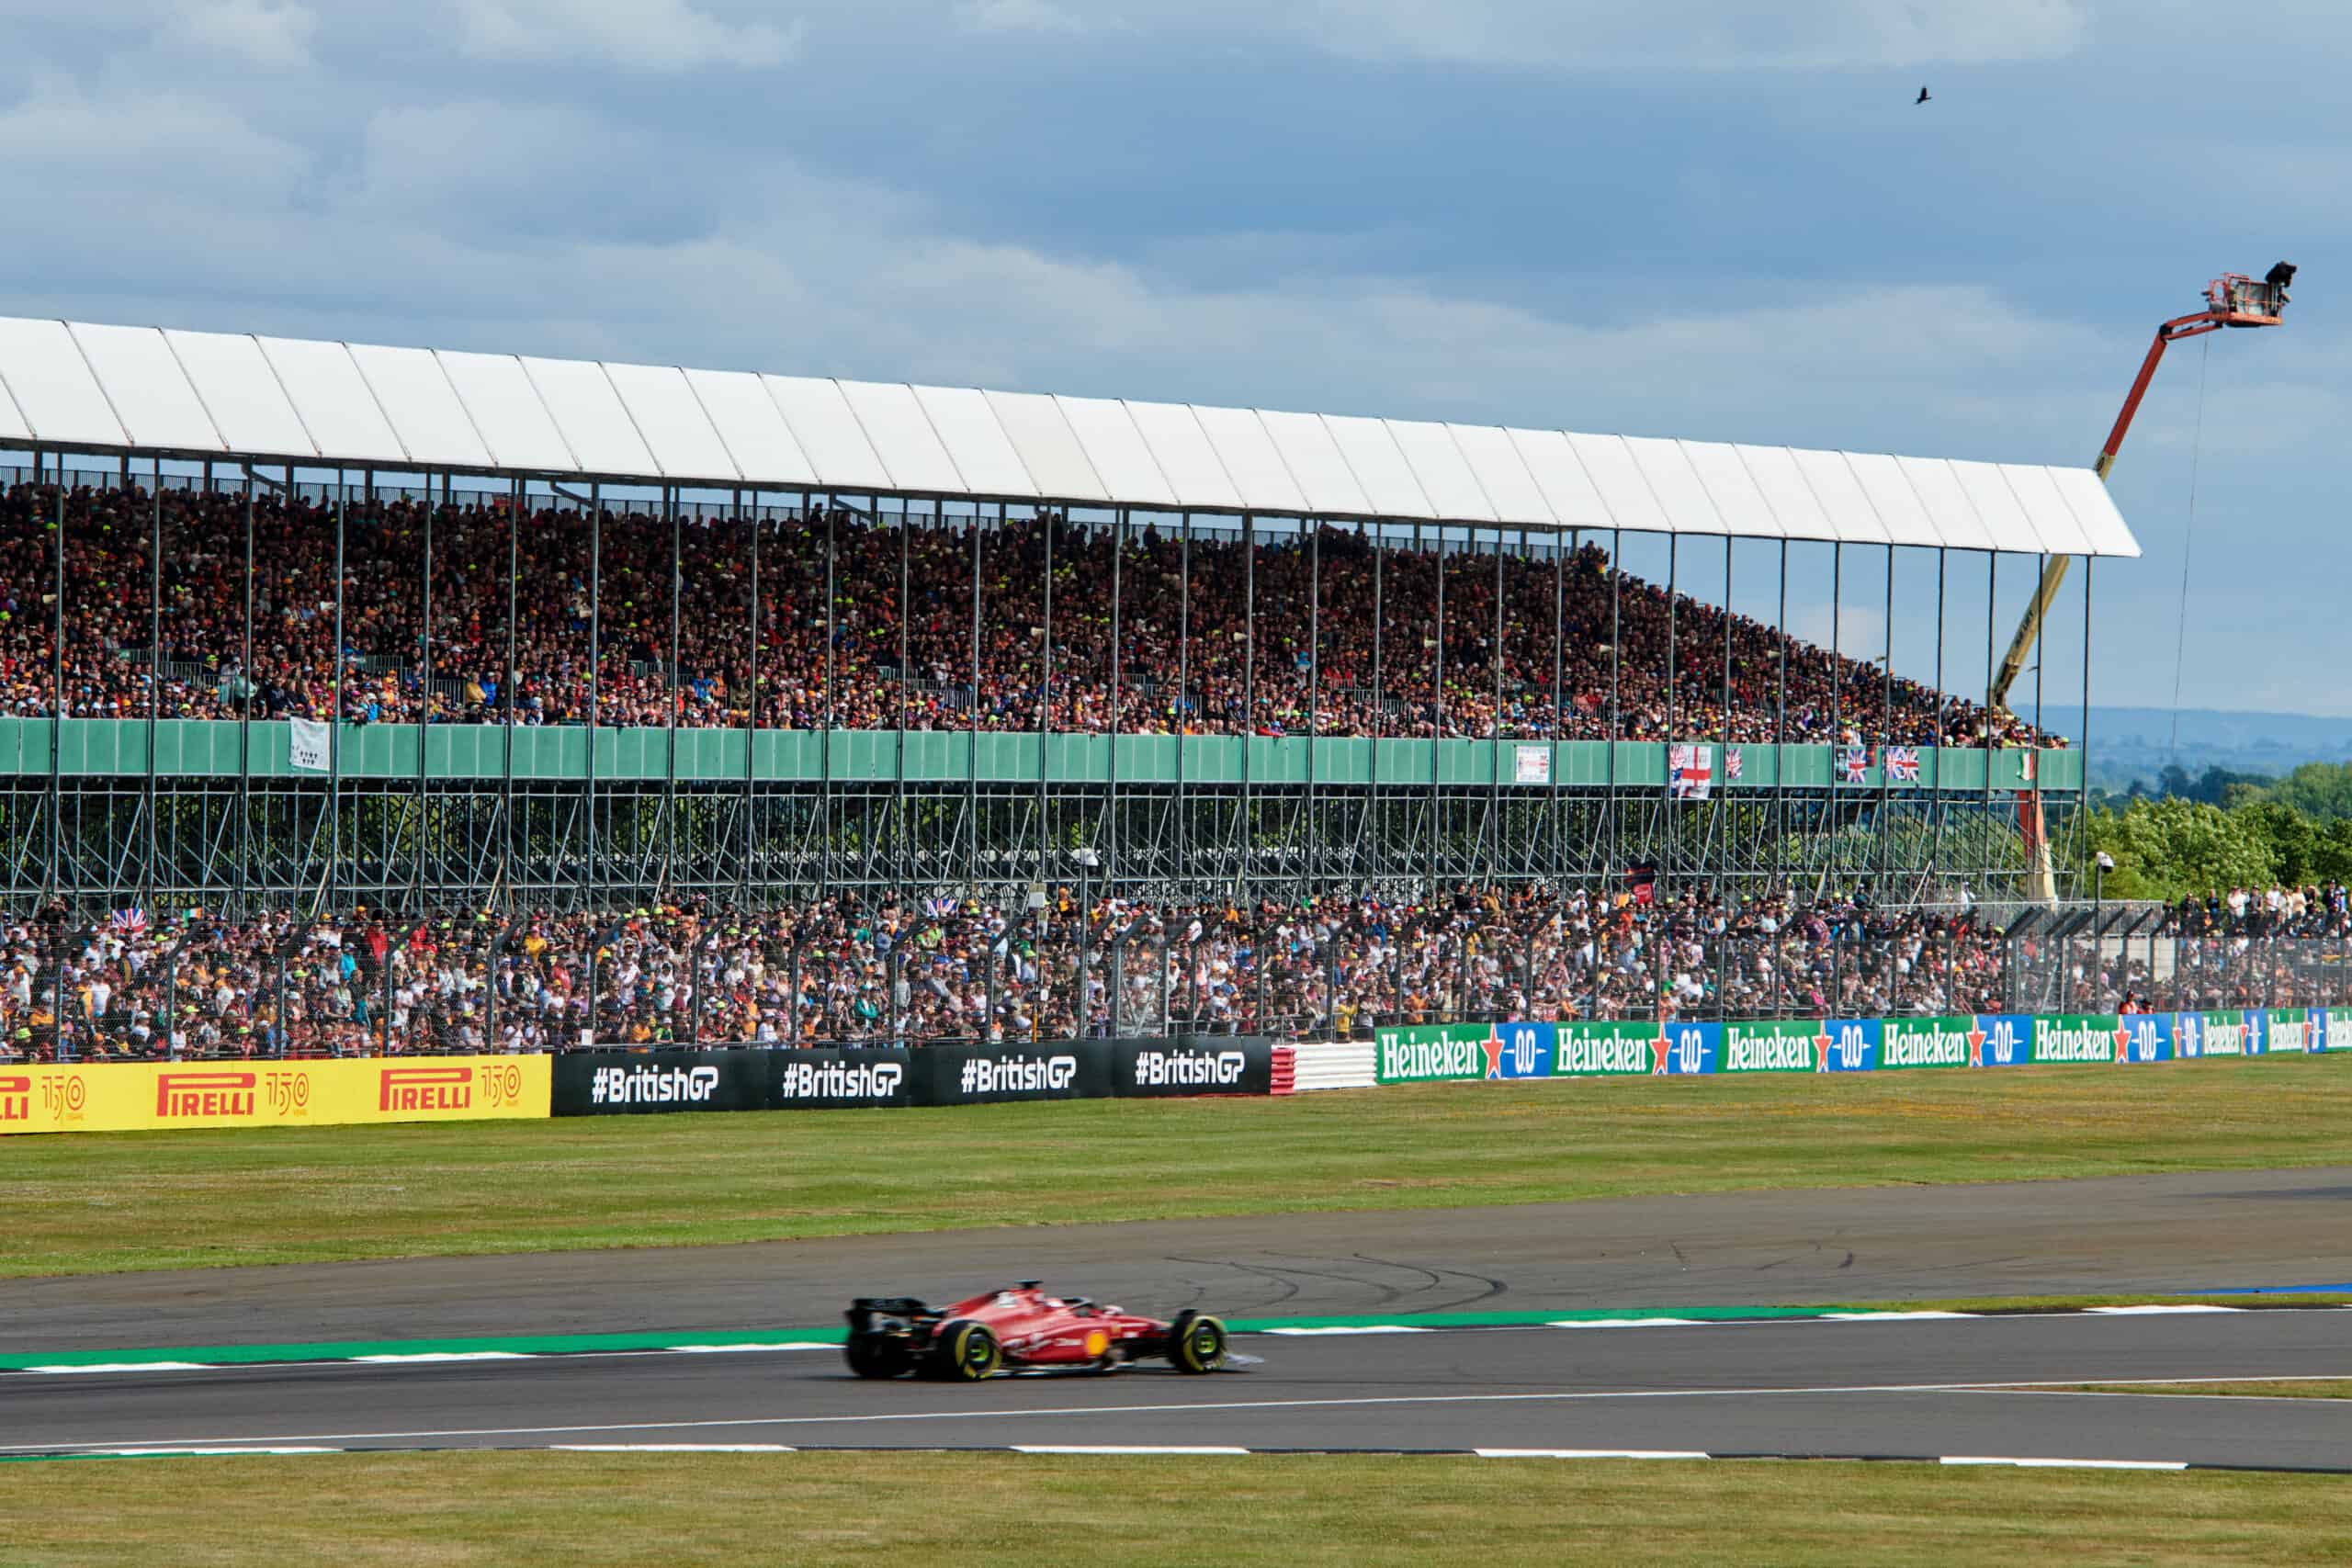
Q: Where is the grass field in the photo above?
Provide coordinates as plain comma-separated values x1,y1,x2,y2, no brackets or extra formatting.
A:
6,1055,2350,1279
0,1452,2346,1567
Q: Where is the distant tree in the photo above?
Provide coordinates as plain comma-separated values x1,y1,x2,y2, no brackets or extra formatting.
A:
2260,761,2352,824
2314,819,2352,886
2080,797,2278,902
2234,799,2315,886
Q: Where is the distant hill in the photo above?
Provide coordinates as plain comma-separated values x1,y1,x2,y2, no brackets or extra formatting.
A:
2085,706,2352,791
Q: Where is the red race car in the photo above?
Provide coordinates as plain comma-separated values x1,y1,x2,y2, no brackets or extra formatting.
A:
844,1281,1228,1381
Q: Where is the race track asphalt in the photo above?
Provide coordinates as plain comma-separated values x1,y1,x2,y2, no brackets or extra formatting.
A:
6,1165,2348,1352
5,1312,2349,1467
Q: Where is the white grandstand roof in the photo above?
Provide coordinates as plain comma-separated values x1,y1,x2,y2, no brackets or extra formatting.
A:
0,316,2139,557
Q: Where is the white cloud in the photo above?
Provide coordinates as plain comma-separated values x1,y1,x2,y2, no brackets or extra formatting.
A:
170,0,319,68
957,0,1081,31
448,0,799,71
978,0,2093,70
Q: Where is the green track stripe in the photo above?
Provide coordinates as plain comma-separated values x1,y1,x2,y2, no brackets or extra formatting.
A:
0,1308,1860,1371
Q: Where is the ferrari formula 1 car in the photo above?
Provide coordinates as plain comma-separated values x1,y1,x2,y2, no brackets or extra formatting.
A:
844,1281,1228,1381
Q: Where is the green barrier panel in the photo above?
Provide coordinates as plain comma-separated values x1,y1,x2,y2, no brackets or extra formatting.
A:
2030,1014,2122,1065
1552,1020,1660,1077
1880,1016,1974,1070
1374,1022,1493,1083
1721,1018,1825,1073
0,716,2084,794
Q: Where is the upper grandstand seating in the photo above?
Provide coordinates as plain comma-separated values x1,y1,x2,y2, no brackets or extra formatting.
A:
0,480,2055,748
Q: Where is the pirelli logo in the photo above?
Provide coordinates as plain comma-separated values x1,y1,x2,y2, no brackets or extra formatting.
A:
155,1070,257,1119
0,1073,29,1124
379,1065,474,1113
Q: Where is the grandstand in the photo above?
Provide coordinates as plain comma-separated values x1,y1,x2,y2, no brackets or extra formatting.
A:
0,317,2146,1055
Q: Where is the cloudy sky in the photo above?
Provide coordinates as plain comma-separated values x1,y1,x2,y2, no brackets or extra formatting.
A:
1,0,2342,717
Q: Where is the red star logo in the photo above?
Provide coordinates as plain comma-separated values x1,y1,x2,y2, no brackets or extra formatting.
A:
1966,1022,1986,1068
2113,1021,2133,1064
1650,1026,1672,1075
1481,1032,1505,1079
1813,1022,1835,1072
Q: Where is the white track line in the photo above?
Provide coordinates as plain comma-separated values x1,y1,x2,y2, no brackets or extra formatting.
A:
2085,1305,2245,1315
1942,1456,2188,1470
10,1372,2335,1454
1547,1318,1703,1329
351,1352,537,1365
1013,1445,1251,1455
1467,1457,1712,1466
22,1362,217,1375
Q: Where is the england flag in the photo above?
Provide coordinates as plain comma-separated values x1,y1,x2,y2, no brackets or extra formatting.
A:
1668,742,1714,801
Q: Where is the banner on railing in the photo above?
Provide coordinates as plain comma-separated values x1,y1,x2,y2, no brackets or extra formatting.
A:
287,716,332,773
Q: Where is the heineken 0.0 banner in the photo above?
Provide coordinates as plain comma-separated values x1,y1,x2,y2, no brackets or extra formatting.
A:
1367,1004,2348,1090
1880,1016,1973,1071
1375,1022,1493,1084
1553,1021,1659,1077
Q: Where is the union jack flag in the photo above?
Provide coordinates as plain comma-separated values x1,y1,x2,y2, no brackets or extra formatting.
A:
922,897,960,919
1884,745,1920,784
1841,745,1869,784
109,907,148,935
1724,747,1744,782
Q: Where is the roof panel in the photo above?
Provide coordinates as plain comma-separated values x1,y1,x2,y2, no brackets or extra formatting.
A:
255,336,405,464
163,330,313,458
1442,423,1552,525
1732,445,1831,541
0,365,26,442
605,361,738,483
0,317,127,448
435,350,575,473
1125,400,1238,510
1623,434,1726,536
763,376,891,492
1385,421,1492,523
1190,404,1302,514
520,356,655,479
1057,396,1177,508
910,386,1035,500
68,323,223,453
1949,458,2046,554
984,391,1106,502
1508,428,1609,528
346,343,491,468
1323,414,1434,519
1565,433,1668,533
681,367,818,490
1840,451,1941,548
1679,440,1780,538
2044,465,2140,558
1996,462,2094,556
839,380,964,496
1790,448,1891,546
1258,409,1370,516
1895,457,1996,552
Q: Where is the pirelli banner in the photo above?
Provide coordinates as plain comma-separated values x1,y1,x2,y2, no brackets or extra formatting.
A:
0,1056,550,1136
1374,1008,2352,1086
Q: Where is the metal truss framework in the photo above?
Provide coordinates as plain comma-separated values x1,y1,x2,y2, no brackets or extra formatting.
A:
0,457,2093,916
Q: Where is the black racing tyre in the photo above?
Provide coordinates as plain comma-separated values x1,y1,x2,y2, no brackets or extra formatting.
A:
1166,1311,1227,1374
844,1332,911,1380
927,1319,1002,1382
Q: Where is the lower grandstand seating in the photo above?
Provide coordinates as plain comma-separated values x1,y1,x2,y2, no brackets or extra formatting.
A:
0,479,2056,748
2,886,2335,1060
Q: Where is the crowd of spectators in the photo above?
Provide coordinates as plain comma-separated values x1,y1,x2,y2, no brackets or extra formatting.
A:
7,880,2340,1062
2,479,2055,748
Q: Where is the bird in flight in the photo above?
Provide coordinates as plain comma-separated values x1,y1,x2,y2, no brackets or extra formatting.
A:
1916,85,1931,105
